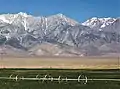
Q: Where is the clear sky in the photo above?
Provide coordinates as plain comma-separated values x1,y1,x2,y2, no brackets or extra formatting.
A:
0,0,119,22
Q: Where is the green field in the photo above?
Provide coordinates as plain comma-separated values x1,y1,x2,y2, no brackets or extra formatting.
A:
0,69,120,89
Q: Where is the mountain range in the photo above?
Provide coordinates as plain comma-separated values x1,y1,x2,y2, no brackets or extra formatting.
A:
0,12,120,57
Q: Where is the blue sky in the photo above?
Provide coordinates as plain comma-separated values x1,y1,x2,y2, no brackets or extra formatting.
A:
0,0,119,22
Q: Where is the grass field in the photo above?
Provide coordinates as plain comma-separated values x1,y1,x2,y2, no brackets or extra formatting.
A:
0,69,120,89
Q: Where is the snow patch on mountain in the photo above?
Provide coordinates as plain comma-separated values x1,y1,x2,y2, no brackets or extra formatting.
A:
82,17,117,30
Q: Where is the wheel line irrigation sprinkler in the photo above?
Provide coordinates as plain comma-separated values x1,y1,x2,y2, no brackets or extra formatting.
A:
0,74,120,84
0,74,88,84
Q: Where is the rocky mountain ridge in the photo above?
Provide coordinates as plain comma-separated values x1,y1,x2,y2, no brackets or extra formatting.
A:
0,12,119,57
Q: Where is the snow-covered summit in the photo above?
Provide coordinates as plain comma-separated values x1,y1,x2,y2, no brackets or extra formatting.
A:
47,13,79,26
0,12,32,24
82,17,117,29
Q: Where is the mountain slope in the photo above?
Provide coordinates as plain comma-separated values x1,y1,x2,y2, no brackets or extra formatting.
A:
0,13,120,57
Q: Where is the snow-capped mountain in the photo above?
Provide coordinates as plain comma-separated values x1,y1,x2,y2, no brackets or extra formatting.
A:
82,17,118,32
0,12,120,57
82,17,116,27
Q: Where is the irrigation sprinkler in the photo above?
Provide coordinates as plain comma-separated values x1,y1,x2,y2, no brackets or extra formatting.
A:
42,75,48,83
0,74,120,84
58,76,62,83
21,76,24,80
15,75,19,81
36,74,40,78
9,74,13,79
78,75,88,84
65,77,68,82
50,76,54,82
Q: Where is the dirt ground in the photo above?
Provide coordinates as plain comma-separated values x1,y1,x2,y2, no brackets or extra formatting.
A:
0,56,119,69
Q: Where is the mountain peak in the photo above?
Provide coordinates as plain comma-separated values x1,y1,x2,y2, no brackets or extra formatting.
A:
56,13,65,17
49,13,68,19
18,12,28,17
48,13,79,26
91,17,98,20
82,17,117,28
0,12,32,24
